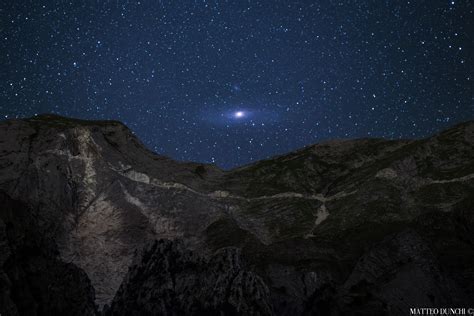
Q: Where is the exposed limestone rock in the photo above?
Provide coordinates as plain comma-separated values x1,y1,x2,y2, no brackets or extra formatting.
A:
0,114,473,315
106,239,273,316
375,167,398,179
314,204,329,226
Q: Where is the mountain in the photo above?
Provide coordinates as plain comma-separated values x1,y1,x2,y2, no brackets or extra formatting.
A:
0,114,473,315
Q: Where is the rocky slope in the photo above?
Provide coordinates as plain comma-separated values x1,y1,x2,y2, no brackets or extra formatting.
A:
105,239,273,315
0,114,473,315
0,191,97,316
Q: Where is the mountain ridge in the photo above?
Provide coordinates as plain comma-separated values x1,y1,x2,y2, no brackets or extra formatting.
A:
0,114,473,315
13,113,473,172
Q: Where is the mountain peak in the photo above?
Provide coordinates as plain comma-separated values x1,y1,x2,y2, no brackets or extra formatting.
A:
0,117,473,315
25,113,126,128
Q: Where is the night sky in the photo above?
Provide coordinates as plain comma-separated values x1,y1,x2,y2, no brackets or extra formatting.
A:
1,1,473,169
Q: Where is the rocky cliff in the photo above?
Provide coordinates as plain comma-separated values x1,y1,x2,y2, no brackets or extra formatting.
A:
0,114,473,315
0,191,97,316
105,239,273,315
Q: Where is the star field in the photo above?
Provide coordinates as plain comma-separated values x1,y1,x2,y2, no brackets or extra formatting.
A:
1,1,473,169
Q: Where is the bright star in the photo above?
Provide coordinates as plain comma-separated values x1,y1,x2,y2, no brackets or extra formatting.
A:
234,111,245,118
